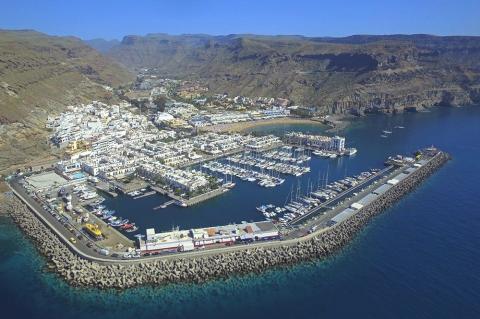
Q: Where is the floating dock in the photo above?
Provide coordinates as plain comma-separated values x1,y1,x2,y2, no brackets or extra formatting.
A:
153,200,176,210
150,185,229,207
133,191,156,199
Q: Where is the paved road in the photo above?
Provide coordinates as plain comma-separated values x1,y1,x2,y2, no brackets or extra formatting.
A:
8,179,331,263
9,180,119,261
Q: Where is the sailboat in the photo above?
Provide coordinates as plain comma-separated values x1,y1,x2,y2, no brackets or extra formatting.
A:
223,165,236,189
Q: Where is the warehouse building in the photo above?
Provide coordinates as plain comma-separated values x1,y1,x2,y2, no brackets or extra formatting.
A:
138,221,279,254
373,184,392,195
329,208,357,226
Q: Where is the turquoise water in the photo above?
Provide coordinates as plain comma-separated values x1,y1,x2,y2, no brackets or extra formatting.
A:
1,106,480,318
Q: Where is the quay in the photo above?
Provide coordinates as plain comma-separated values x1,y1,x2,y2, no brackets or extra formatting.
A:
290,165,394,226
133,190,156,199
150,184,230,207
94,184,118,197
183,186,230,206
111,179,148,195
3,148,450,289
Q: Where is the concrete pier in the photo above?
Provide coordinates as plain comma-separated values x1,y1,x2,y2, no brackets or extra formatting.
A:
151,185,229,207
2,151,449,289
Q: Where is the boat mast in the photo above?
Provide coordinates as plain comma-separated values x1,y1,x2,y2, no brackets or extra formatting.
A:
285,184,293,206
325,163,329,188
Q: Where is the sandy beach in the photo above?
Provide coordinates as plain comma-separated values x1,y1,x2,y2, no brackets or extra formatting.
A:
200,117,327,133
324,114,353,132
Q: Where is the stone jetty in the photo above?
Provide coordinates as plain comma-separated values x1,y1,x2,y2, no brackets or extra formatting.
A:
2,152,449,289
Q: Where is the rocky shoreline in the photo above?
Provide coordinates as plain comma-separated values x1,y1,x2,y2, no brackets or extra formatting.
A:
2,152,449,289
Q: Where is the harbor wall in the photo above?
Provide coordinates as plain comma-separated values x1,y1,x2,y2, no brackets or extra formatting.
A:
151,184,229,206
184,186,229,206
2,151,449,289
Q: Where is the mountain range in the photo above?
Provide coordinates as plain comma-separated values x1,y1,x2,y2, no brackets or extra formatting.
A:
105,33,480,114
1,29,480,174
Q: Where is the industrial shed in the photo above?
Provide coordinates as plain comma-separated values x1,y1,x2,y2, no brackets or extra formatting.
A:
417,159,428,165
350,202,364,210
387,179,399,185
405,167,417,174
331,208,356,224
357,193,378,206
373,184,392,195
394,173,409,181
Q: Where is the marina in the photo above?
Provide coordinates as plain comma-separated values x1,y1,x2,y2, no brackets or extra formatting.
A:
254,166,389,226
10,103,429,258
8,96,446,263
5,102,469,297
2,98,458,266
5,144,450,284
227,147,311,176
1,3,479,316
8,142,444,260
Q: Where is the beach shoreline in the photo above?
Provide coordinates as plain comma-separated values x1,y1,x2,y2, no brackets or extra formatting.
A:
200,117,327,133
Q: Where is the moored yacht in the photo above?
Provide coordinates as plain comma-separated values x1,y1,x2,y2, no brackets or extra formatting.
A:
346,148,357,156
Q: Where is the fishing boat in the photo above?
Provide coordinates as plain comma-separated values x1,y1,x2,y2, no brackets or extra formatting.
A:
120,223,135,230
177,201,187,207
275,206,286,213
128,190,141,196
126,226,139,233
382,130,393,134
256,205,268,213
110,219,129,227
263,181,276,188
223,182,236,189
346,148,357,156
102,214,116,220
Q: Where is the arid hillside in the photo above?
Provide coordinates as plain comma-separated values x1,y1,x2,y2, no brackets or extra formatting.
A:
0,30,134,173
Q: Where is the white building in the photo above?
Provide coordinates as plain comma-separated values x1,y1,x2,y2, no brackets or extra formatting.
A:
138,221,279,254
331,136,346,152
154,112,175,125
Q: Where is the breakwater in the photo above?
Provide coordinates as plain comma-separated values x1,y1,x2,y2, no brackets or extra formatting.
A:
2,151,449,289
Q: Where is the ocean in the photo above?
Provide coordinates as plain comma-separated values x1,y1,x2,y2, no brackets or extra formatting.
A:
1,106,479,319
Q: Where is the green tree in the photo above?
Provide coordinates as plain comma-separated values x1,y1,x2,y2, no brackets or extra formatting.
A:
153,95,167,112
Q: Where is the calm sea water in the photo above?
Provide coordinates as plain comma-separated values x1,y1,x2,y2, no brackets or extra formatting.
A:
1,106,479,319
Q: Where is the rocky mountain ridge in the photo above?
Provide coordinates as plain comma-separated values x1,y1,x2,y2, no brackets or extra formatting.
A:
106,33,480,114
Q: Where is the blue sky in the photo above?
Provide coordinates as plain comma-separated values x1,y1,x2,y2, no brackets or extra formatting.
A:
1,0,479,40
